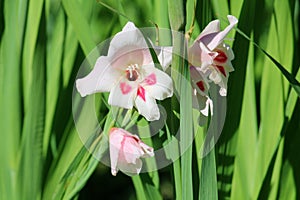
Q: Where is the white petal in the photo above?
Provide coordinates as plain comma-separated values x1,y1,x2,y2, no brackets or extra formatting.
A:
155,46,173,71
190,66,210,96
108,79,137,109
197,19,220,40
108,22,149,62
188,42,202,67
199,42,217,68
139,142,154,157
110,48,152,70
76,56,121,97
141,66,173,100
200,96,213,116
122,21,138,32
117,154,143,176
135,91,160,121
192,90,207,111
209,70,222,84
207,15,238,50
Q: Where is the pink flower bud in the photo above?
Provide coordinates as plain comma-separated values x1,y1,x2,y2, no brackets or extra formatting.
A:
109,128,154,176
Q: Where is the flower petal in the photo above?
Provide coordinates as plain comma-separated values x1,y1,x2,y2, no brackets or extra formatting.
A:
135,91,160,121
117,153,143,176
188,42,203,67
76,56,121,97
189,42,217,69
207,15,238,50
197,19,220,40
108,22,152,67
200,96,213,116
139,142,154,157
155,46,173,71
208,70,228,96
141,66,173,100
109,128,125,176
108,78,137,109
190,66,210,96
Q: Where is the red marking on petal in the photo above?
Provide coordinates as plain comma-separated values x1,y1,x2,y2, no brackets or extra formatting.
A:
120,82,132,94
144,73,156,85
216,65,226,77
137,86,146,102
196,81,205,92
214,50,227,63
124,135,140,143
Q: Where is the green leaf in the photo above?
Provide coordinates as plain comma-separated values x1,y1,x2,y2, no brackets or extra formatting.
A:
62,0,97,57
199,147,218,200
230,39,258,199
0,0,27,198
43,0,65,158
215,0,256,198
19,26,46,200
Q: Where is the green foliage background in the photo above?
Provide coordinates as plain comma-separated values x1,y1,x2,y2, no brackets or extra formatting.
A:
0,0,299,199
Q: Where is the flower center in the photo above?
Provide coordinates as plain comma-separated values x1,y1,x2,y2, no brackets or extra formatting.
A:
126,64,140,81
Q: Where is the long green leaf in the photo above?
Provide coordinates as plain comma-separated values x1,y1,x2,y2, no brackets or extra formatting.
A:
62,0,96,57
20,24,46,200
0,0,27,198
199,147,218,200
169,1,194,199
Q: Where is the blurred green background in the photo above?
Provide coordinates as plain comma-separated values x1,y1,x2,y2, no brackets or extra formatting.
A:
0,0,299,199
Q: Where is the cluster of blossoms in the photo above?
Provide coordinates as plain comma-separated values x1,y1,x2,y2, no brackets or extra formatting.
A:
76,15,237,176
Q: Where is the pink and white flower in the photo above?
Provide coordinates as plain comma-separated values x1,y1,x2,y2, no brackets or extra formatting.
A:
190,66,213,117
189,15,238,96
109,127,154,176
76,22,173,121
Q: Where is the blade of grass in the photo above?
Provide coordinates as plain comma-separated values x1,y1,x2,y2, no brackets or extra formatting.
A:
132,176,148,200
19,1,44,199
43,0,65,158
165,124,182,199
136,119,160,190
22,0,44,110
62,0,97,57
62,22,78,87
19,28,46,199
236,28,300,97
0,0,27,198
230,38,258,199
169,1,194,199
215,0,256,198
199,146,218,200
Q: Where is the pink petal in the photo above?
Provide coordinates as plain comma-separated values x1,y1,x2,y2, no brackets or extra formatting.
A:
121,136,144,163
109,128,154,176
76,56,121,97
109,128,126,176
